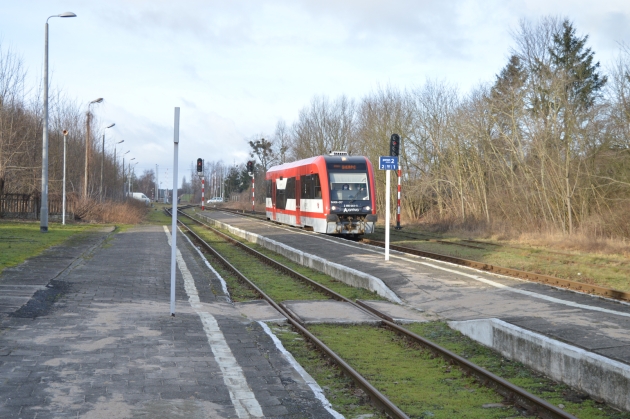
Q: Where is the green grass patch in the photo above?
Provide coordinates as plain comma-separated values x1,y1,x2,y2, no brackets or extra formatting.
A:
308,323,522,418
145,206,173,225
0,221,100,274
404,322,629,419
272,324,388,419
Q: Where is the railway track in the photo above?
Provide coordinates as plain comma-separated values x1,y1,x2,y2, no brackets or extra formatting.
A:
201,206,630,303
169,207,577,419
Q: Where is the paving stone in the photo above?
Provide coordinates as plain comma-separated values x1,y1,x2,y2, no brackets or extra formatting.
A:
0,225,338,418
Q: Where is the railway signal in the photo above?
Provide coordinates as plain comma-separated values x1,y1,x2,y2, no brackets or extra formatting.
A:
196,158,203,175
247,160,254,174
390,133,400,157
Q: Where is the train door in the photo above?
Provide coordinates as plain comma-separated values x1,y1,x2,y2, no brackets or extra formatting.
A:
295,177,301,225
272,179,277,221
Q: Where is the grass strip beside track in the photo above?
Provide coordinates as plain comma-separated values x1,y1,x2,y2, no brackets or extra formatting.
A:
309,323,521,419
404,322,629,419
0,221,102,275
272,324,388,419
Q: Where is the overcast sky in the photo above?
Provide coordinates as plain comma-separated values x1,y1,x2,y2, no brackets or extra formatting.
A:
1,0,629,188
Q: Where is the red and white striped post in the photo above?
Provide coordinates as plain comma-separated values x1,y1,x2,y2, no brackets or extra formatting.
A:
251,174,255,213
395,163,402,230
201,176,205,211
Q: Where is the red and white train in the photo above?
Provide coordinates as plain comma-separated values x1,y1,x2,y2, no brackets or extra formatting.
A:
265,153,377,235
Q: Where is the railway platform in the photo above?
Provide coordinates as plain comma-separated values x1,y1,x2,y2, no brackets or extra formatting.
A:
0,224,342,418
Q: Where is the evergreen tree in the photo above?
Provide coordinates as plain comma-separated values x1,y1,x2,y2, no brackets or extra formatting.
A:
549,19,607,110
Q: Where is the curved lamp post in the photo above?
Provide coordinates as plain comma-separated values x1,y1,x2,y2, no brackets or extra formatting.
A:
128,158,136,195
83,97,103,199
62,129,69,225
40,11,76,233
114,140,124,200
122,151,130,199
100,122,115,200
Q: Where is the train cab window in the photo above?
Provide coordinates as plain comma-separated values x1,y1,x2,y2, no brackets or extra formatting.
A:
265,180,272,198
329,173,369,201
314,175,322,198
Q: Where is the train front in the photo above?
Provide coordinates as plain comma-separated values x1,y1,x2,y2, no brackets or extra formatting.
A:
324,156,377,235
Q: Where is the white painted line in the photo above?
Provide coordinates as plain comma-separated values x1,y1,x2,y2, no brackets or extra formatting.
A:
179,226,231,299
420,261,630,318
258,321,344,419
163,225,264,418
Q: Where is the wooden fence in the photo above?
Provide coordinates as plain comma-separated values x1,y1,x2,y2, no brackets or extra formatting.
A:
0,193,75,220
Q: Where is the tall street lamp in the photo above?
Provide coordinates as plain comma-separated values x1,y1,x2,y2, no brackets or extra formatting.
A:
40,11,76,233
122,151,130,199
128,158,136,195
84,97,103,199
62,129,69,225
114,140,124,200
100,122,115,201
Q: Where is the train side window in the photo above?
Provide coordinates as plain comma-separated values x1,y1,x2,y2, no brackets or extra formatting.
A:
266,180,272,198
300,176,311,199
286,178,296,199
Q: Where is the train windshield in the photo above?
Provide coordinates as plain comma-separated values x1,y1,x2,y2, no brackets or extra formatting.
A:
329,172,369,201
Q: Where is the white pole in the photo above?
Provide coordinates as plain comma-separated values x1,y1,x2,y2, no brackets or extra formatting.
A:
385,169,390,261
62,130,67,225
170,107,180,316
40,22,50,232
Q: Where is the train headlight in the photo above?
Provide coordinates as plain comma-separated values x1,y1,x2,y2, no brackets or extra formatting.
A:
362,205,371,211
331,205,339,211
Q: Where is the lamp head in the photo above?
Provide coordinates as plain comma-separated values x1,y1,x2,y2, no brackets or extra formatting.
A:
90,97,104,104
107,123,115,129
59,12,77,18
117,140,124,144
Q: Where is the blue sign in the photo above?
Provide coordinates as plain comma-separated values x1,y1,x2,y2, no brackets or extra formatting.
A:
379,156,399,170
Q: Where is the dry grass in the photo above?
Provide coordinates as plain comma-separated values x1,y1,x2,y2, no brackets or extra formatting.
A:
73,198,149,224
406,208,630,257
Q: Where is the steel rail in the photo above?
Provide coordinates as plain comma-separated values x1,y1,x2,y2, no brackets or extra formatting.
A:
178,209,577,419
166,208,410,419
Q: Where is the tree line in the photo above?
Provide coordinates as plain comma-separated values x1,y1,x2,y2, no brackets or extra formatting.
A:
0,44,133,201
3,16,630,238
243,17,630,238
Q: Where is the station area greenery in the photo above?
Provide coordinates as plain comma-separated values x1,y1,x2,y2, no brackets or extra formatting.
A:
0,221,100,275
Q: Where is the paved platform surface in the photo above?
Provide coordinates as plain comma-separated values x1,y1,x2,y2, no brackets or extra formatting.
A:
200,209,630,365
0,224,339,419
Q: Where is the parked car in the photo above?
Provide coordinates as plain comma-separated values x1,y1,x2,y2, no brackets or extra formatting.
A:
130,192,150,205
206,197,224,204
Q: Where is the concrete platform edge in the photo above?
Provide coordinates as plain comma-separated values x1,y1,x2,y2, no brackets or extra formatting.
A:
200,214,403,304
448,318,630,411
